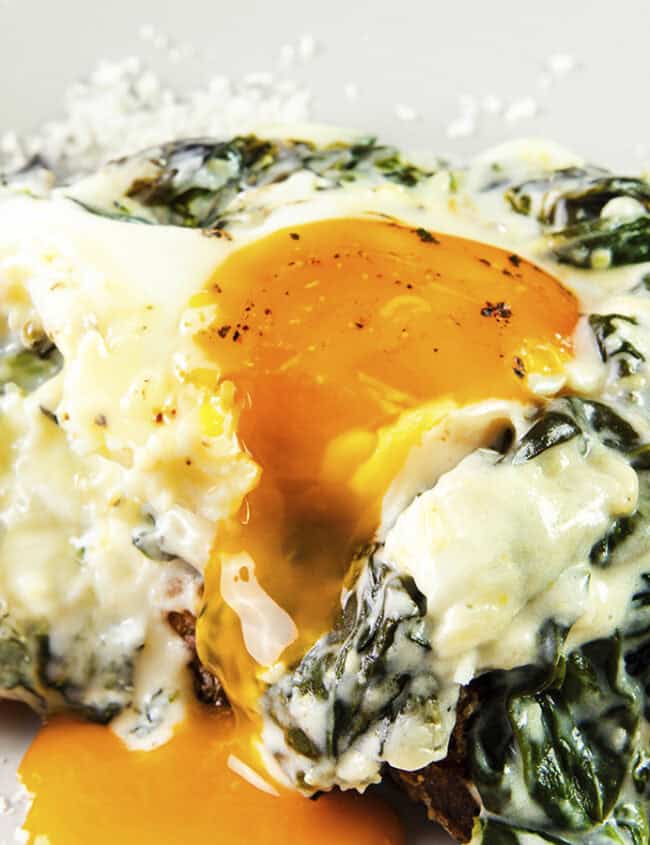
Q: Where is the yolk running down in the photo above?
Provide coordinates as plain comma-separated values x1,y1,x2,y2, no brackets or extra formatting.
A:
20,705,405,845
195,217,578,713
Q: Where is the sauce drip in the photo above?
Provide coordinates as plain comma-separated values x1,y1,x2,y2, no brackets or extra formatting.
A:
194,218,578,711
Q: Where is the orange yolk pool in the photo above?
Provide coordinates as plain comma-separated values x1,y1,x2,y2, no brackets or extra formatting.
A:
20,706,405,845
18,217,578,845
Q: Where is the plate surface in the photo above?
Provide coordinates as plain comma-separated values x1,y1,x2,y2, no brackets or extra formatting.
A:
0,0,648,841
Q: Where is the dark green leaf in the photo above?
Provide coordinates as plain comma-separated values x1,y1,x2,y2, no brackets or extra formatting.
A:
0,342,63,393
550,217,650,269
264,553,437,769
512,412,581,464
70,197,154,224
505,168,650,227
554,177,650,225
286,727,322,760
73,135,435,229
590,516,639,567
588,314,643,366
471,636,640,831
569,399,640,452
132,517,175,562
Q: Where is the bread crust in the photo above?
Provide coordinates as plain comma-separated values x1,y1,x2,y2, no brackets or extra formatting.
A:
391,688,480,842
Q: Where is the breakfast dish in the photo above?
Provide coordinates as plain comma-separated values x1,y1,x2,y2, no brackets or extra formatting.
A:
1,128,650,844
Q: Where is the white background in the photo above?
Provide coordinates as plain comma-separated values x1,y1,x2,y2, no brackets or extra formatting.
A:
0,0,648,841
1,0,650,168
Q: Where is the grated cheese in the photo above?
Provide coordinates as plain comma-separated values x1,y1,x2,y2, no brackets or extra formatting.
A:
0,57,312,177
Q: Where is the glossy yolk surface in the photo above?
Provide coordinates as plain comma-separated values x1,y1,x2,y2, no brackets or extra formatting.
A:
20,705,405,845
195,217,578,713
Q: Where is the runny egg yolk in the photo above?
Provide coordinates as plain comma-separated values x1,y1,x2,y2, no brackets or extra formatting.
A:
18,217,578,845
20,705,405,844
195,217,578,713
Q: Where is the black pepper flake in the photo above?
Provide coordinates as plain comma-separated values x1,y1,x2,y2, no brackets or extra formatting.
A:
478,257,491,267
481,301,512,321
433,347,439,352
513,356,526,378
155,412,164,424
232,329,241,342
289,232,300,240
264,308,272,316
213,283,223,294
414,227,440,244
355,321,365,329
508,254,521,267
217,325,231,338
502,268,513,277
94,413,107,427
333,253,340,259
39,405,59,425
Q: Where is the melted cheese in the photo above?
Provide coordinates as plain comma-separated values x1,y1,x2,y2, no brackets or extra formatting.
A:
384,437,638,673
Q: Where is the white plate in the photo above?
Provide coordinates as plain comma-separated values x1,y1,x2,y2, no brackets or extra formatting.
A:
0,0,648,841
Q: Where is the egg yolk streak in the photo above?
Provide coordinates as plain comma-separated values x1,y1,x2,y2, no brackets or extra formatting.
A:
19,217,578,845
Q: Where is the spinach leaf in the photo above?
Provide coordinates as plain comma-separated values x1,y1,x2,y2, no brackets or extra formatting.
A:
554,177,650,225
504,167,650,269
471,461,650,845
36,633,135,724
0,339,63,393
132,514,175,562
263,550,442,784
505,167,607,224
470,635,641,832
505,169,650,227
478,806,649,845
588,315,645,375
511,396,643,466
0,619,36,694
567,398,641,452
550,217,650,269
590,516,639,568
512,412,581,464
72,135,435,229
70,197,154,225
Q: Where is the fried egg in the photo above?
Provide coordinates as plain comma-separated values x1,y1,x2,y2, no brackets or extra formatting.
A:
1,129,650,844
